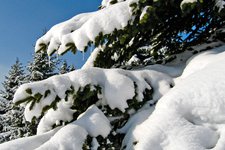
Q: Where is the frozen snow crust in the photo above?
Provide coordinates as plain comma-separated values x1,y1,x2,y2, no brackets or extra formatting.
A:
1,45,225,149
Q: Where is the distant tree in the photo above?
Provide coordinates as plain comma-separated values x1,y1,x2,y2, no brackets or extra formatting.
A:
27,51,60,82
0,59,32,143
59,60,75,74
0,58,25,100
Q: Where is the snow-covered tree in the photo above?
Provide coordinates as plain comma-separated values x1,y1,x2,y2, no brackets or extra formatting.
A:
26,51,60,82
1,0,225,149
0,59,33,143
59,60,75,74
0,58,25,100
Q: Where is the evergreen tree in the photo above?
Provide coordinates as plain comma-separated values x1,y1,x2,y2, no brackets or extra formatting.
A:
0,58,25,100
59,60,75,74
27,51,59,82
93,0,225,68
0,59,32,143
35,0,225,68
4,0,225,149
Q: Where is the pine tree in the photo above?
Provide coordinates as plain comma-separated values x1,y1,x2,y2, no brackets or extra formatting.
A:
0,59,31,143
5,0,225,149
0,58,25,100
59,60,75,74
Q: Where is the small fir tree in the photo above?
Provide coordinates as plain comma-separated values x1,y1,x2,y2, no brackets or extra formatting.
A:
59,60,75,74
0,59,32,143
27,51,59,82
0,58,25,100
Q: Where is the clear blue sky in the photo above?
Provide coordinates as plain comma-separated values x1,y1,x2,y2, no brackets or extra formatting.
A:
0,0,102,89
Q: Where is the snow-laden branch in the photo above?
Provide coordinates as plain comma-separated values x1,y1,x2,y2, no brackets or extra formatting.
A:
35,0,137,56
13,67,173,134
0,105,111,150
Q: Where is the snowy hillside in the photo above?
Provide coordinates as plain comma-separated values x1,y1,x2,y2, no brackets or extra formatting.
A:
0,43,225,149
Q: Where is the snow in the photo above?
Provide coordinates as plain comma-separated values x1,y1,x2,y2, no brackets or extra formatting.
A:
101,0,125,8
36,124,88,150
0,127,60,150
75,105,111,138
1,0,225,148
140,6,150,21
91,138,100,150
36,105,111,149
181,0,197,5
13,66,173,134
0,105,110,150
215,0,225,12
37,98,75,134
121,45,225,149
82,47,101,69
126,54,140,65
181,45,225,79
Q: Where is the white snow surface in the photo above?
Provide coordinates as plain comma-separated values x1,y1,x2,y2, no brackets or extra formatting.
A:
121,46,225,149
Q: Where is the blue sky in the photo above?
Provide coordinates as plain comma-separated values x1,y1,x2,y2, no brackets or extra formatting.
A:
0,0,101,89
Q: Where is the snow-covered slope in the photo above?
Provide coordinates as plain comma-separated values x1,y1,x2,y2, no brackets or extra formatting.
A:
1,45,225,149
